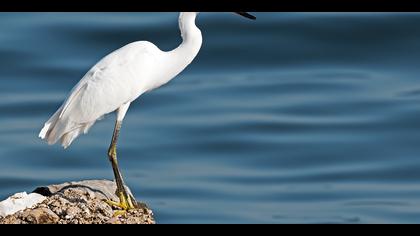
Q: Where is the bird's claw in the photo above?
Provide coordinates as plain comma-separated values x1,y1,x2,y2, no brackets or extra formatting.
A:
105,191,137,217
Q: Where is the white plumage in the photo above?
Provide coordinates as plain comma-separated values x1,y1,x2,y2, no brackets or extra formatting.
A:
39,12,203,148
38,12,255,210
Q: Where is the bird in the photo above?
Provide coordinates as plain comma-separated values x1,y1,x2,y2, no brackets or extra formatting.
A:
38,12,256,212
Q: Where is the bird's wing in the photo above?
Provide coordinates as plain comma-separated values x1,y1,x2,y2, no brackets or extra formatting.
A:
58,51,115,120
59,83,88,119
58,42,158,124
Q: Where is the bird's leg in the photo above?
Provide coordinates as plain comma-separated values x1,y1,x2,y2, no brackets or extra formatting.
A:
106,120,137,212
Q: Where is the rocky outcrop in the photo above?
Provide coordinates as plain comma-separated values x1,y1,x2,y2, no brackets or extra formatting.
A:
0,180,155,224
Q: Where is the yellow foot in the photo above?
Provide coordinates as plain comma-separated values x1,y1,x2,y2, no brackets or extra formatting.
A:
113,210,127,217
105,191,137,216
105,199,126,209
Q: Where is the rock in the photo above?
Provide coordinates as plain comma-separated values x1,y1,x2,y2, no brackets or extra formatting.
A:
64,206,80,220
22,208,60,224
0,180,155,224
32,179,135,203
0,192,46,218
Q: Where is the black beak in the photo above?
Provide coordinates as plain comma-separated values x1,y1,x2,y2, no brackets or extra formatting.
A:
235,12,256,20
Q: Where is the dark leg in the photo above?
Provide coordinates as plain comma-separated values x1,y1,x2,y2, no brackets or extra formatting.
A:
107,119,136,210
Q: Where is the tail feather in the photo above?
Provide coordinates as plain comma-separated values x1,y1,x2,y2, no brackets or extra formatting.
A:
59,121,95,148
39,106,62,142
39,106,96,148
38,123,51,139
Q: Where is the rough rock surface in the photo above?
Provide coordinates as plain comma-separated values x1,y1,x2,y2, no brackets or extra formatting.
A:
0,180,155,224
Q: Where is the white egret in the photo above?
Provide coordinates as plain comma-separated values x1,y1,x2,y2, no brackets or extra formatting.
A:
39,12,256,211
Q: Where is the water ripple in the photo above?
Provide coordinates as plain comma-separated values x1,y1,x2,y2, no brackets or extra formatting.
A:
1,12,420,223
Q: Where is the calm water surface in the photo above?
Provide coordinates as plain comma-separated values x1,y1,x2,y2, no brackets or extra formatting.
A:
1,12,420,223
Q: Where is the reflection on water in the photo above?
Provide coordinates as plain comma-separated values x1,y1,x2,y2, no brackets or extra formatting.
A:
1,13,420,223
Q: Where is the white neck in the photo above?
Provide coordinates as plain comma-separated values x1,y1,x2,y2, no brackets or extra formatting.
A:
164,12,202,78
179,12,202,45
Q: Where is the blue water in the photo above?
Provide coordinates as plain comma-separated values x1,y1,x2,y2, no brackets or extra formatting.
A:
1,12,420,223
